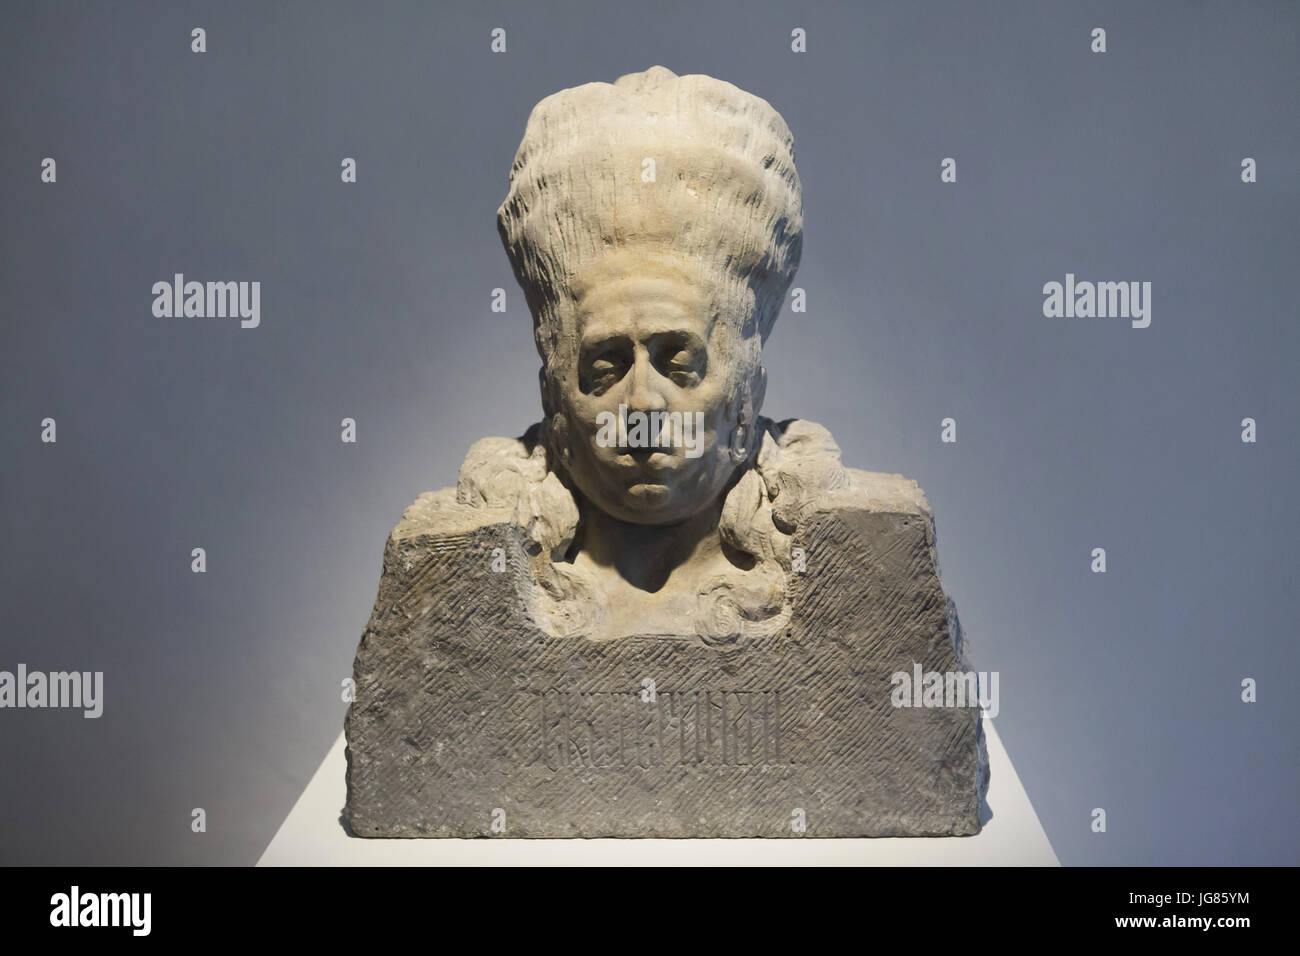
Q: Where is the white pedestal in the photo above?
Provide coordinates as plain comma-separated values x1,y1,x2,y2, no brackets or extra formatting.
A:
258,715,1058,865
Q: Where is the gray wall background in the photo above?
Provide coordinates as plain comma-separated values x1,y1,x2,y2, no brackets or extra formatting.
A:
1,0,1296,865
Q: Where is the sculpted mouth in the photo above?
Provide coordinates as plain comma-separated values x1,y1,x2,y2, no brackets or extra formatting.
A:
625,481,670,500
614,451,676,471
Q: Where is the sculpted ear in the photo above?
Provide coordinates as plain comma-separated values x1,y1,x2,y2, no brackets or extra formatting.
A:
538,366,551,417
726,363,767,464
752,364,768,417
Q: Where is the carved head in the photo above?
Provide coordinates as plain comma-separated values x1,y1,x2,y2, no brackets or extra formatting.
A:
497,66,803,525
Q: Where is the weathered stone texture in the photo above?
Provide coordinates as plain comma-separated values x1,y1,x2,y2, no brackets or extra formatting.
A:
344,468,987,838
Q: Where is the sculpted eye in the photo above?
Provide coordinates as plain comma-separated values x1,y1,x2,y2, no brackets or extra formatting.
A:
657,342,704,387
668,349,694,368
580,349,629,395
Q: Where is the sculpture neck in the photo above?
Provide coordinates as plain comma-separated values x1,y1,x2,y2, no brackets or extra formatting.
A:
575,496,725,594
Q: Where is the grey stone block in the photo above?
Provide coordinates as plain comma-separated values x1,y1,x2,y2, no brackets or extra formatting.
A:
343,468,988,838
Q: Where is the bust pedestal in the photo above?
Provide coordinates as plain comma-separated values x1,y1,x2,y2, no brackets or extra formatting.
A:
344,463,988,838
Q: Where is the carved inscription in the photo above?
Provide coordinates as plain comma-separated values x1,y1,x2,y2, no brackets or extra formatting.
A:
536,690,796,770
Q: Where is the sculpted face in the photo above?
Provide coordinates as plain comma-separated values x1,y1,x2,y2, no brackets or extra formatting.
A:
498,69,799,538
553,256,746,526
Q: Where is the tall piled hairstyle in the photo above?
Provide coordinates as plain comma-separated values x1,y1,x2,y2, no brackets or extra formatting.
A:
497,65,804,463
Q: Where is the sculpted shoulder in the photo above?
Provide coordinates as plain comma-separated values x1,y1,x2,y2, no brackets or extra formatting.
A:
754,418,929,526
389,418,930,551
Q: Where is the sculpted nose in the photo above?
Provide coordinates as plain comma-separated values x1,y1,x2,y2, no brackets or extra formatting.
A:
625,351,667,412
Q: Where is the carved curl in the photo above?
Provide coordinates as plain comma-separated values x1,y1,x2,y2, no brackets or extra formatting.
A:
455,418,848,643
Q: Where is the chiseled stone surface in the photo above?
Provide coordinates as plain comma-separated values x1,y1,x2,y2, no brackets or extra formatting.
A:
344,431,988,838
344,66,988,837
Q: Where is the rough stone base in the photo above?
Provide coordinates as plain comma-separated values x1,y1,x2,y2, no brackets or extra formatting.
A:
344,474,987,838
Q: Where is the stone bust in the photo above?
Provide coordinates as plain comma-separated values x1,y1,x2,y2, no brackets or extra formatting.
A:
344,66,986,839
463,64,858,644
